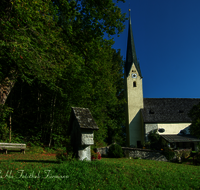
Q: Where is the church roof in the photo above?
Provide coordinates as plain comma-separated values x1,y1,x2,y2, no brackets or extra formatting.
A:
125,12,142,78
160,134,200,143
141,98,200,123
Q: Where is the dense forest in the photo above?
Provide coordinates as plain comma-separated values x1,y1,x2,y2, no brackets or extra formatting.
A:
0,0,127,148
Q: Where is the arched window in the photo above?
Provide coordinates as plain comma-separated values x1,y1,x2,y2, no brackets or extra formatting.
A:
133,81,137,87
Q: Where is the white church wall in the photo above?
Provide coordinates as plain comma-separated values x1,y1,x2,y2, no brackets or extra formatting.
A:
157,123,191,135
126,63,144,147
145,123,191,141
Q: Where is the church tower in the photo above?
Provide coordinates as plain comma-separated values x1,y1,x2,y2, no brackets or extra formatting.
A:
124,10,144,147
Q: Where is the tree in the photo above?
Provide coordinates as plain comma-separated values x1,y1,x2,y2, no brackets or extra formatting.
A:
7,45,126,147
44,0,127,147
103,49,126,146
147,129,161,150
188,103,200,138
1,0,126,105
1,0,72,143
1,0,127,146
1,0,70,106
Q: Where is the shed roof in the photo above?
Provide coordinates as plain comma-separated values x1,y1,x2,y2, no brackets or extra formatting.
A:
141,98,200,123
68,107,99,135
160,134,200,143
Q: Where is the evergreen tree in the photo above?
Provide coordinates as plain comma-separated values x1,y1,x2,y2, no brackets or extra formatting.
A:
188,103,200,138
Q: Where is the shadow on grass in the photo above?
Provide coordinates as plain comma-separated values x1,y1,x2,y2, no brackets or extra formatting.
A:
6,160,60,164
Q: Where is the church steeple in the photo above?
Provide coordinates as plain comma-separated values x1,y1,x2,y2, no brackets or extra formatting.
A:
125,9,142,78
124,9,144,147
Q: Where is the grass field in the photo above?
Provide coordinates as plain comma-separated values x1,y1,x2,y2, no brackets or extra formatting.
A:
0,152,200,190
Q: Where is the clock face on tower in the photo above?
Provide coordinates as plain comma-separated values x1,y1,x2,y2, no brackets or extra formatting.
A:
132,73,137,78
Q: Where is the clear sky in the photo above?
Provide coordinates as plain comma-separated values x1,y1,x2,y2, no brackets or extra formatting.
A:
111,0,200,98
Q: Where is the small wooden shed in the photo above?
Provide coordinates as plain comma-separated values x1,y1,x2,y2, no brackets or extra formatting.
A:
68,107,99,161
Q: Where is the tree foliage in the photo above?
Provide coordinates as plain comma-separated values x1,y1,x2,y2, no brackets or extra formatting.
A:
1,0,127,147
1,0,68,89
188,103,200,138
147,129,163,150
108,143,124,158
148,129,160,143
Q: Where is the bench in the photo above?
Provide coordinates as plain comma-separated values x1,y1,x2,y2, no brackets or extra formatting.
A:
0,143,26,154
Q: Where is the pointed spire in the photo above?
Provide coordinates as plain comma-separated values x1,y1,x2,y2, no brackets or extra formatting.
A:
125,10,142,78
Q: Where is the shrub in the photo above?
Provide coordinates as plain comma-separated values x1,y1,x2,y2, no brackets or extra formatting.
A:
108,144,124,158
196,152,200,162
56,147,77,162
147,129,162,150
148,129,160,143
44,147,56,154
91,149,98,159
182,149,191,160
56,151,68,162
0,105,13,142
162,147,175,161
197,142,200,152
174,149,192,162
28,146,44,154
91,150,101,160
97,152,101,159
142,141,151,149
9,133,25,143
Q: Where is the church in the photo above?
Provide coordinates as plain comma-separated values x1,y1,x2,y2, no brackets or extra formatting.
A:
124,11,200,150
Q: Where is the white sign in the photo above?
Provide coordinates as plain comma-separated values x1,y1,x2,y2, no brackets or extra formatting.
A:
81,133,94,145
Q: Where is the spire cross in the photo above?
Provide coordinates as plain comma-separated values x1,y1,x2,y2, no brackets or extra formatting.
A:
129,9,131,23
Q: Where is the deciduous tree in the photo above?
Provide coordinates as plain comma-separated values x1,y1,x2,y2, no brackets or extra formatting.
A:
1,0,127,146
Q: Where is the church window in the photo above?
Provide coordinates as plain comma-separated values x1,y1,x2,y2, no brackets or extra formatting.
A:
149,110,154,114
133,81,136,87
158,128,165,133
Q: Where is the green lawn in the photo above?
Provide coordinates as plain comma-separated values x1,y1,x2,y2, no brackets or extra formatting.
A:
0,153,200,189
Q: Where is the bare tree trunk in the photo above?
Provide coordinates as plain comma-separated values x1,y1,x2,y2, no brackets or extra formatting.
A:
48,94,56,148
9,113,11,142
49,127,53,148
9,87,13,143
37,91,40,123
0,71,17,142
0,76,16,106
36,91,43,142
0,69,17,106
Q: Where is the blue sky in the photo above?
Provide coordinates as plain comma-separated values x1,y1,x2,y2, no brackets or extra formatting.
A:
111,0,200,98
